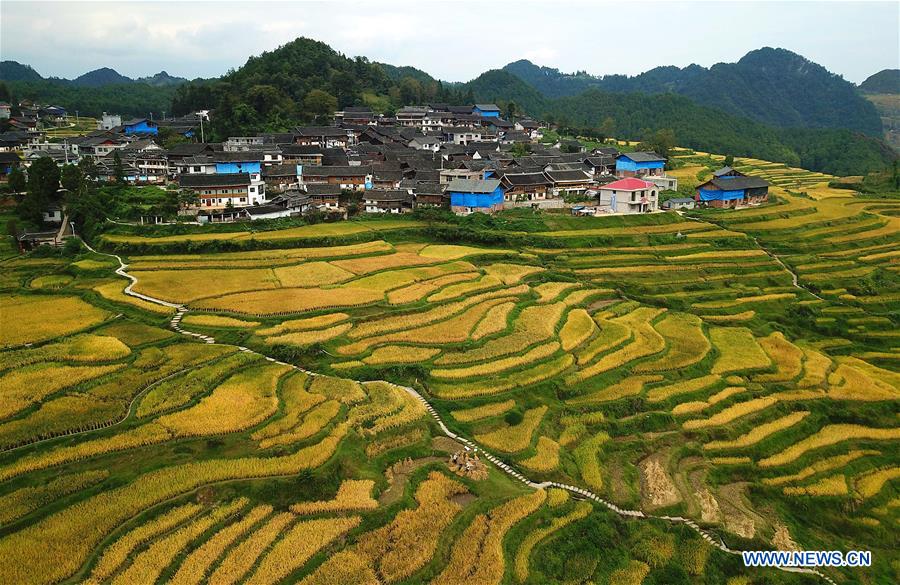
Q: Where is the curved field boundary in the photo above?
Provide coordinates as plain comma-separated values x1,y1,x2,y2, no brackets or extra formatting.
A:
79,239,836,585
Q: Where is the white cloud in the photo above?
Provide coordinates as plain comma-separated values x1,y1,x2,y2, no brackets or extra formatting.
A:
1,1,897,82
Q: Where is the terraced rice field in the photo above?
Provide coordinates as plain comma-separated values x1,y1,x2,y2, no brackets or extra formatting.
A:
0,163,897,584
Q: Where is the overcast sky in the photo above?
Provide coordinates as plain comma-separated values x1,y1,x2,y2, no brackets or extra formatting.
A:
2,1,898,83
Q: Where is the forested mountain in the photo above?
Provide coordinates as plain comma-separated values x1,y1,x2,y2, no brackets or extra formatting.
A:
0,80,179,117
859,69,900,94
72,67,133,87
502,48,882,135
170,37,470,138
464,69,547,114
502,59,606,98
0,61,42,82
375,62,437,84
137,71,189,87
0,62,187,116
548,91,892,175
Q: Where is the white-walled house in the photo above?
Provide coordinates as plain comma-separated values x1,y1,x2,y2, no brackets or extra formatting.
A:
596,178,659,214
180,172,266,209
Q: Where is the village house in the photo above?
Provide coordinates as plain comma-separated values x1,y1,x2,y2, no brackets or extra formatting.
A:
363,189,414,214
596,177,659,214
396,106,429,127
405,182,447,208
335,106,376,125
446,178,504,215
122,118,158,136
223,136,265,151
280,145,325,166
615,151,666,178
662,197,696,210
498,172,553,202
0,152,23,181
615,151,677,190
473,103,501,118
545,169,594,197
696,168,770,208
268,190,312,215
98,112,121,130
300,165,372,191
439,166,484,185
180,172,266,208
408,135,442,152
302,184,342,209
442,127,482,145
262,163,300,192
295,126,352,148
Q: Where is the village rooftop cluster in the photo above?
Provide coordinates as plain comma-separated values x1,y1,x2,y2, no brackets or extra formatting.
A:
0,101,770,226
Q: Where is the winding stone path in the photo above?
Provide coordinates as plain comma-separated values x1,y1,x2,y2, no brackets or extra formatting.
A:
80,240,836,585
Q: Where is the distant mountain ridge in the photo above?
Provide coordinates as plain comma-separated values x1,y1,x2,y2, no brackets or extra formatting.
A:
72,67,133,87
859,69,900,94
501,48,882,135
0,61,189,87
0,60,42,82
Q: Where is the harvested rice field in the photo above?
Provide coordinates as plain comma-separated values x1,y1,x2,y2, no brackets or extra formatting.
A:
1,163,897,584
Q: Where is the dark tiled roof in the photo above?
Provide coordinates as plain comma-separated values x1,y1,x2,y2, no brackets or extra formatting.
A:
245,204,289,215
713,166,743,177
303,184,343,195
545,169,591,183
446,178,501,193
302,165,370,177
500,172,552,186
167,143,218,156
215,151,265,162
180,173,251,187
364,190,413,203
619,151,665,162
704,176,770,190
281,144,324,155
263,164,299,177
295,126,348,137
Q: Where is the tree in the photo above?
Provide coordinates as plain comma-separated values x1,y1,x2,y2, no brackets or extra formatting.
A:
113,150,125,185
505,101,518,120
21,156,60,224
303,89,337,122
724,154,735,167
78,157,99,182
8,167,25,196
178,189,199,209
399,77,422,105
510,143,530,158
600,116,616,138
60,163,83,193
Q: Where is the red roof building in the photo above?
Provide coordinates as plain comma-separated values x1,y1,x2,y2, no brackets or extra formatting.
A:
600,177,656,191
597,178,659,214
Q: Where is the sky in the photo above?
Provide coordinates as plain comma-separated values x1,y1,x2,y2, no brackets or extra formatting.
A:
2,1,898,84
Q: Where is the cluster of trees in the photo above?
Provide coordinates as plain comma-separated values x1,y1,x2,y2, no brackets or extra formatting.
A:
9,156,189,238
0,80,177,118
9,157,99,226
